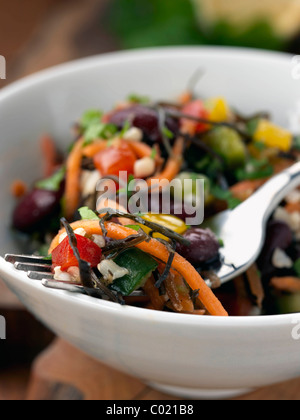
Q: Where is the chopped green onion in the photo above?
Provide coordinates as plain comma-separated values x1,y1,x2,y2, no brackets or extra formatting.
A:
35,166,65,192
78,207,99,221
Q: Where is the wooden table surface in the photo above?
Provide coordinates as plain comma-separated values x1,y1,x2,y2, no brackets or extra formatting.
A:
1,0,300,400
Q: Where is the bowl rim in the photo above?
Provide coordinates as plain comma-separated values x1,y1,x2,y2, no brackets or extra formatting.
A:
0,46,299,328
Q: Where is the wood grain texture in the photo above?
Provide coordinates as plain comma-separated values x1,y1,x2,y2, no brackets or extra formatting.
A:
26,339,300,401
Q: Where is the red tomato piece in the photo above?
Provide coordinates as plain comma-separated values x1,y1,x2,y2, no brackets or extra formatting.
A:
93,141,137,177
52,234,102,271
181,100,210,135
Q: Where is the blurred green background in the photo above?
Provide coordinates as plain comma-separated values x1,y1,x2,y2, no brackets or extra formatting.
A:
106,0,300,52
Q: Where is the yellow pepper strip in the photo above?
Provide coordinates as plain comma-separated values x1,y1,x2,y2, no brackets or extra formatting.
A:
205,97,231,122
139,214,188,241
254,119,293,152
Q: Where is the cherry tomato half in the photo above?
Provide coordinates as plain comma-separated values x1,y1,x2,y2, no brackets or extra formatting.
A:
181,100,210,135
93,141,137,177
52,234,102,271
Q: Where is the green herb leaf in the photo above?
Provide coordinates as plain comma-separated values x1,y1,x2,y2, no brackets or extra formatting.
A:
35,167,65,192
78,207,99,221
80,110,103,131
119,119,132,138
293,136,300,151
235,158,274,181
211,185,242,210
162,125,174,140
127,93,150,104
124,225,141,232
294,259,300,277
83,122,118,145
150,148,157,160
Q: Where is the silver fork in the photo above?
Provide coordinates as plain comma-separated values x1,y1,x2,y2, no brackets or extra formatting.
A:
203,161,300,285
4,254,100,294
4,254,142,299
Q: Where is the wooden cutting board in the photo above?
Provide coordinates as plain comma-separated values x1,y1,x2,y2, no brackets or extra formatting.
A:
26,339,300,400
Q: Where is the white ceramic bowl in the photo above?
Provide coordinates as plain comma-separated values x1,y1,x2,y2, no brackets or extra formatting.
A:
1,48,300,399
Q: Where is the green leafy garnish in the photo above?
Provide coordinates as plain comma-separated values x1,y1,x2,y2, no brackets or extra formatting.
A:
117,175,135,195
235,158,274,181
162,125,174,140
124,225,141,232
35,167,65,192
246,118,260,137
119,119,132,138
211,185,241,210
150,147,157,160
83,123,118,146
293,136,300,151
127,93,150,104
80,109,118,146
80,110,103,130
294,259,300,277
78,207,99,221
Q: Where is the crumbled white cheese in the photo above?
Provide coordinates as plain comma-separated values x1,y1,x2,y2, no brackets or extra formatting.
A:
272,248,293,269
80,170,101,198
53,266,72,282
285,189,300,204
67,266,81,284
134,157,156,178
123,127,143,142
92,234,106,248
98,260,129,285
273,207,300,233
59,228,87,244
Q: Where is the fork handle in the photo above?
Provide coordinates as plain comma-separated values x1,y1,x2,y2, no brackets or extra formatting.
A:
236,161,300,222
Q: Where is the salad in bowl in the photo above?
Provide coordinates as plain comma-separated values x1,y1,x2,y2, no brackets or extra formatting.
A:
10,87,300,318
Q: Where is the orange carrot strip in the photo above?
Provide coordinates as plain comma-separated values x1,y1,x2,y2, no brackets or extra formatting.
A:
49,220,228,316
143,277,166,311
230,179,265,202
10,180,27,198
41,135,60,177
285,202,300,214
64,138,84,220
146,137,184,187
271,277,300,293
82,140,107,158
165,271,195,313
178,91,193,106
127,141,163,166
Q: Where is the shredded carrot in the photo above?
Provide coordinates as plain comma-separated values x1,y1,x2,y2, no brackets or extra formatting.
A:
230,179,266,202
164,270,195,313
285,202,300,214
246,264,265,309
127,141,163,166
146,137,184,187
49,220,228,316
143,277,166,311
64,138,84,220
82,140,107,158
41,135,60,177
10,180,27,198
178,91,193,106
271,277,300,293
189,310,206,316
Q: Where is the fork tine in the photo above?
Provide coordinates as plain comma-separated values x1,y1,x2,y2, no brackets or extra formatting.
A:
14,262,52,273
5,254,52,265
28,271,54,280
42,279,86,294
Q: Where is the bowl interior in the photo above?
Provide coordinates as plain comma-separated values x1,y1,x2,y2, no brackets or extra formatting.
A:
0,47,298,257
